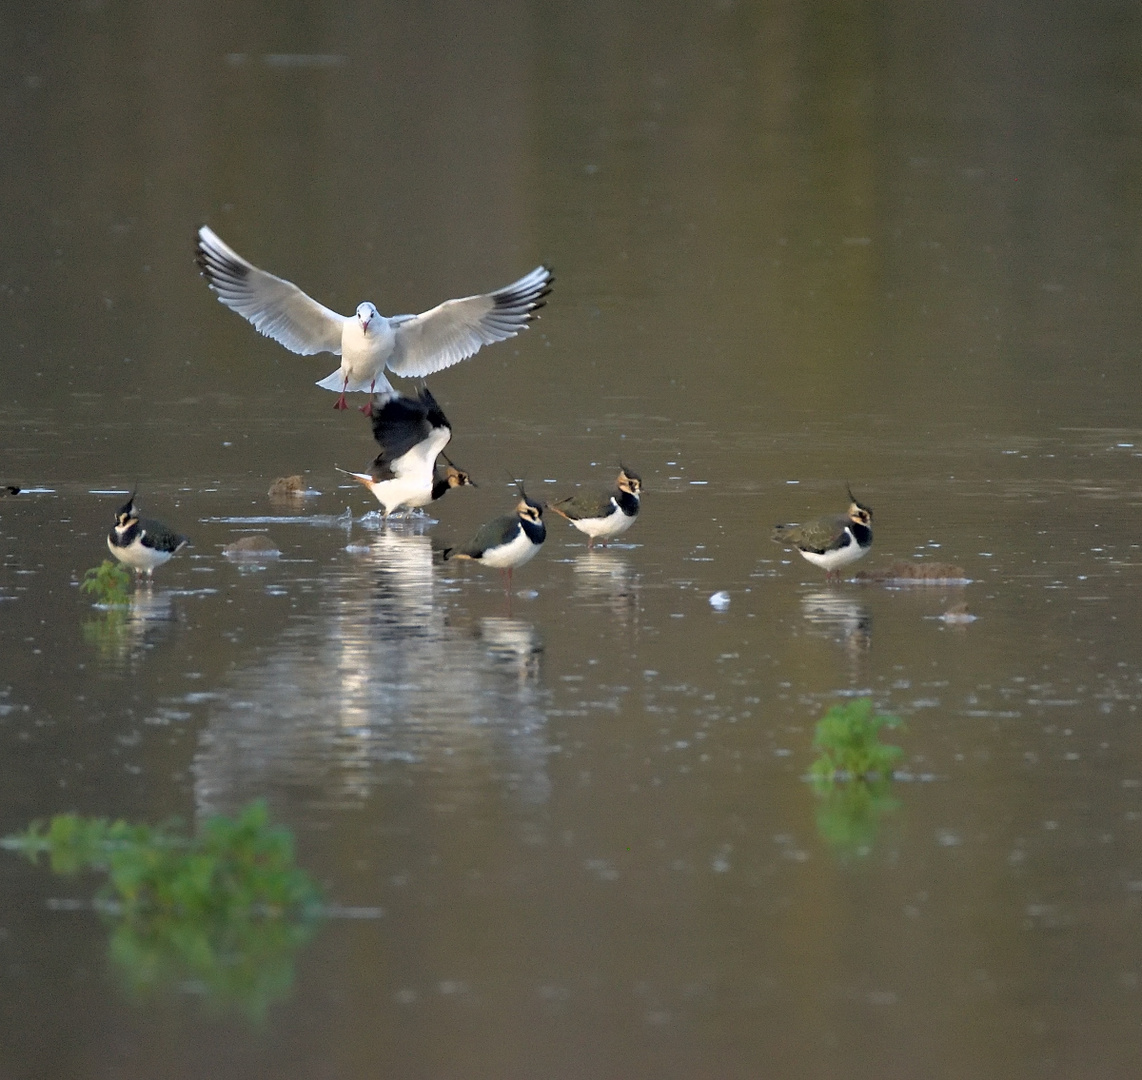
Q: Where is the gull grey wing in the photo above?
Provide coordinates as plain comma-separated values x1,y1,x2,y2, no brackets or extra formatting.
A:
196,226,346,356
385,265,553,378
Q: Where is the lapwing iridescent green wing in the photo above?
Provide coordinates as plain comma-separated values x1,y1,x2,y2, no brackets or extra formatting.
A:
337,385,473,518
443,491,546,591
106,494,189,576
547,466,641,549
196,225,553,413
772,488,873,580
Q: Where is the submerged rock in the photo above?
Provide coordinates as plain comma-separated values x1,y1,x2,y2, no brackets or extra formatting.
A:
223,535,281,558
940,602,977,624
853,560,971,586
268,475,307,498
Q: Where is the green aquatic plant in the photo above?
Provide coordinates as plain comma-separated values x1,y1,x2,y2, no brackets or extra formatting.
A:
807,699,905,857
809,698,903,782
812,776,899,856
82,608,130,657
80,559,131,606
3,801,323,1020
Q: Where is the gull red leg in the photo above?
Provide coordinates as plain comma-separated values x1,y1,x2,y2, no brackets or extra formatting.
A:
334,375,349,411
359,379,377,416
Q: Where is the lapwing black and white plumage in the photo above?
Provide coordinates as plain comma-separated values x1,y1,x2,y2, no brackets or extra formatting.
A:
547,467,642,549
107,495,189,576
772,489,873,580
337,386,473,518
443,491,546,590
195,225,553,413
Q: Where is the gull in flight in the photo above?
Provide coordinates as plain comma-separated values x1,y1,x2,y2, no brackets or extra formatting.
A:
196,225,553,413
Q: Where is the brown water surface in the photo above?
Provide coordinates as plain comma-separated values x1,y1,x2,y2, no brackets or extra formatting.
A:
2,2,1142,1077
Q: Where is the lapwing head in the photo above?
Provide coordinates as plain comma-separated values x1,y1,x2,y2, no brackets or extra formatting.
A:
442,466,474,490
515,486,544,524
846,486,873,526
440,454,475,489
356,302,378,332
114,494,139,529
618,466,642,496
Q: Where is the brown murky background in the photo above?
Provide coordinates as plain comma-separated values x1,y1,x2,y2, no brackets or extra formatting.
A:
2,1,1142,1077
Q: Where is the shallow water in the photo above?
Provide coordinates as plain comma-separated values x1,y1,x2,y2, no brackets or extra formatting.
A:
2,1,1142,1077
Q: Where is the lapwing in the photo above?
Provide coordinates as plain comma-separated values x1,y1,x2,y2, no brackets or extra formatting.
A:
337,386,473,518
443,490,546,591
772,489,873,580
547,466,641,549
106,495,189,576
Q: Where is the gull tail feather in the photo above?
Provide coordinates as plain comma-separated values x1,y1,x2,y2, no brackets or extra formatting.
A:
316,369,396,395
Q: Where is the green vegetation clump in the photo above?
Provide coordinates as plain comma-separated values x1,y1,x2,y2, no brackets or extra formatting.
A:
813,778,899,854
809,698,903,782
3,801,322,1020
808,699,905,857
80,559,131,605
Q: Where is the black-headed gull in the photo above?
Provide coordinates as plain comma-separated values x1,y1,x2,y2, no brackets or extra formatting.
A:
336,385,473,518
195,226,553,413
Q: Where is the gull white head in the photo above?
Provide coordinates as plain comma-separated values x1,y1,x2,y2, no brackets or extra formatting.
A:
356,302,378,332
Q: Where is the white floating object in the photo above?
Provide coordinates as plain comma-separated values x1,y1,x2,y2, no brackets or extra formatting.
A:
709,590,731,610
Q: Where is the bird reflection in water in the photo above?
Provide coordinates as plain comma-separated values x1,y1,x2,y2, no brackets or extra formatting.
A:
571,551,641,629
349,528,441,633
82,583,180,668
799,591,872,660
479,616,543,683
194,530,551,816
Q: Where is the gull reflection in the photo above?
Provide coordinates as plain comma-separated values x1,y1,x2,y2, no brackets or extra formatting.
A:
194,531,550,816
